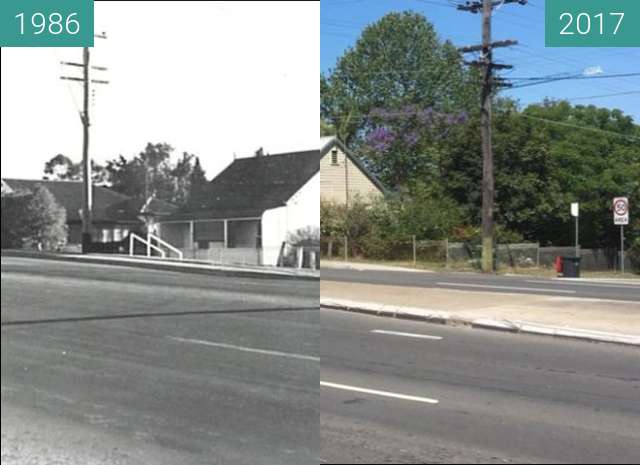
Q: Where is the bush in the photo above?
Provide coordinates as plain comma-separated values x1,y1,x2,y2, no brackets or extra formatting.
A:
282,226,320,268
286,226,320,247
629,237,640,274
1,195,27,249
0,185,67,251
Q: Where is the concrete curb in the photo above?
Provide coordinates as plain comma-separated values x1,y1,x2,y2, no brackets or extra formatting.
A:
1,250,320,281
320,298,640,347
321,261,434,273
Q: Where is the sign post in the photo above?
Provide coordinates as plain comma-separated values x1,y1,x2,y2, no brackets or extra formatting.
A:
571,202,579,257
613,197,629,274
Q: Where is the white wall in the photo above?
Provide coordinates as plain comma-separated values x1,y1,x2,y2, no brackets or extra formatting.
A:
262,172,320,266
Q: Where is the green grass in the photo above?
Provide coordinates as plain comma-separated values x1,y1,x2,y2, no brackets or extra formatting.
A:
322,257,640,279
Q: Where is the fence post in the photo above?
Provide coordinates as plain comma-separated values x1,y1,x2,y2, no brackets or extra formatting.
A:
344,236,348,261
412,235,417,266
445,238,449,269
536,242,540,268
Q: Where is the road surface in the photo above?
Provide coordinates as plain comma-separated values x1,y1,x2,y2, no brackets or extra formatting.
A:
321,268,640,302
321,308,640,464
1,256,319,465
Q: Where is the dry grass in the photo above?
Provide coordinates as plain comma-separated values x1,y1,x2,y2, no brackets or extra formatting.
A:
323,257,640,279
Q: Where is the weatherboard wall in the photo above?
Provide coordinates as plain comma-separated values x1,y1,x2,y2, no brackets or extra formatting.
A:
320,144,383,205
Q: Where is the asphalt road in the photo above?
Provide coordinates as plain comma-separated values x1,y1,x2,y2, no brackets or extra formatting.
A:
321,309,640,464
1,256,319,465
321,268,640,302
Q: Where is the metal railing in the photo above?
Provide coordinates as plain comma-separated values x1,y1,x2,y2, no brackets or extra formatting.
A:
147,233,183,260
129,233,166,258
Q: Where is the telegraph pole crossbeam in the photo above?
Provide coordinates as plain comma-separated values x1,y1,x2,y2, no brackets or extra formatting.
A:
458,0,525,272
60,34,108,254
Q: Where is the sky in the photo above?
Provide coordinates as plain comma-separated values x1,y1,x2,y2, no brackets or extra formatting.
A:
321,0,640,123
1,1,320,180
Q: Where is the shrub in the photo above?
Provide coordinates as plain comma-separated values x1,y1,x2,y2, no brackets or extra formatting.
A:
1,185,67,251
1,194,27,249
629,237,640,274
286,226,320,247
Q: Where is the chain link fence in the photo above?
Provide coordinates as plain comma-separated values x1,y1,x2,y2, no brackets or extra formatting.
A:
322,236,540,270
321,235,639,272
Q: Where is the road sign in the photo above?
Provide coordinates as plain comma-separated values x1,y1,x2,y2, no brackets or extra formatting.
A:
571,203,580,257
613,197,629,225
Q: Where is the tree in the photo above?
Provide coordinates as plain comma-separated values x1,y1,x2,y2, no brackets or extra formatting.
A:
321,11,480,146
106,143,176,202
1,193,25,249
3,185,68,251
44,154,109,185
44,154,79,180
187,157,209,206
362,106,468,189
321,119,337,137
171,152,196,206
518,101,639,248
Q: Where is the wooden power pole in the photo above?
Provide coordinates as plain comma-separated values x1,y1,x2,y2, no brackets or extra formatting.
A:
81,46,92,253
60,33,109,253
458,0,525,272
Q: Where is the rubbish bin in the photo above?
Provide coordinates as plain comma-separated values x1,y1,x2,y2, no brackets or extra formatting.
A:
562,256,581,278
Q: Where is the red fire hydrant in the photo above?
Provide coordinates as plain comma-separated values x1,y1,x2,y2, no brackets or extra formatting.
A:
554,256,563,275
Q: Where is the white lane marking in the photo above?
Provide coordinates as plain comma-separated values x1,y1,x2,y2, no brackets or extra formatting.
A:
371,330,442,341
168,336,320,362
321,382,439,405
436,282,576,294
526,280,640,289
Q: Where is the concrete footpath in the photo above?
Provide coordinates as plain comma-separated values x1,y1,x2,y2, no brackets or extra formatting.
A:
1,250,319,280
321,281,640,346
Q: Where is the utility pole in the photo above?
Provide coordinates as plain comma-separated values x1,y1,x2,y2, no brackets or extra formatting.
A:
81,46,92,254
60,33,109,253
458,0,526,272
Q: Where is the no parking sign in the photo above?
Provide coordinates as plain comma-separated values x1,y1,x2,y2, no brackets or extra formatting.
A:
613,197,629,226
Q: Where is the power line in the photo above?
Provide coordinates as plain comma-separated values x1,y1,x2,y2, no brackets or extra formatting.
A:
508,72,640,81
509,73,640,90
516,114,640,141
564,91,640,101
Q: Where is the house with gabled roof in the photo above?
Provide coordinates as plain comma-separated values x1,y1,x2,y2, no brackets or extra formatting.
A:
1,178,176,249
320,136,385,206
1,179,13,195
157,148,320,266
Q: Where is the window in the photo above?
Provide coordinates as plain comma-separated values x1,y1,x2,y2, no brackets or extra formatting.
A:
331,149,339,165
194,221,225,242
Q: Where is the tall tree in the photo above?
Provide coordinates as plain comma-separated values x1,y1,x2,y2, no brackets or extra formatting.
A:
188,157,209,206
321,11,480,146
106,143,175,201
171,152,196,206
44,154,108,185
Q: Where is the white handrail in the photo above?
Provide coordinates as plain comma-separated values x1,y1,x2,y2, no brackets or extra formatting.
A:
148,233,183,260
129,233,166,258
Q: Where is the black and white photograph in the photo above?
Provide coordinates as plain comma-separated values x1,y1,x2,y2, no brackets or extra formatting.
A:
2,2,319,464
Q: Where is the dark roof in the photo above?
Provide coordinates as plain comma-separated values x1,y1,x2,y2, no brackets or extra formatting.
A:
167,150,320,221
2,179,141,224
131,196,179,217
320,136,386,194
